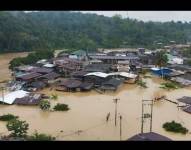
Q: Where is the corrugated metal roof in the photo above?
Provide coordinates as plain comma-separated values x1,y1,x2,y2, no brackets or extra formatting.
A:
0,90,29,104
85,72,109,78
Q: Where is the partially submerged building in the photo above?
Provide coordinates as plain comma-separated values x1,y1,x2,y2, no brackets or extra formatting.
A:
84,64,112,73
100,78,124,91
127,132,172,141
56,79,82,92
88,55,139,64
0,90,29,104
14,93,43,105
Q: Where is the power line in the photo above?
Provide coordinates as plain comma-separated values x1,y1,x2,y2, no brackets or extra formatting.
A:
57,118,116,139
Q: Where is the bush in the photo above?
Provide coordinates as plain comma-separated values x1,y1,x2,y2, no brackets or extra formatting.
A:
163,121,188,134
53,103,70,111
51,94,58,100
136,79,147,88
6,119,29,137
0,114,18,121
39,100,51,111
160,82,180,90
27,131,56,141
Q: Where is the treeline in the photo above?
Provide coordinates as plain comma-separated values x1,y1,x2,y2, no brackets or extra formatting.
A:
1,11,191,53
9,50,54,70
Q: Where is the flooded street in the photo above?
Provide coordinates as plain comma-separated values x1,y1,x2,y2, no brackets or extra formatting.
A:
0,52,28,82
1,53,191,140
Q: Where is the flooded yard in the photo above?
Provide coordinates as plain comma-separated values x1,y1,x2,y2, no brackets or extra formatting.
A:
1,53,191,140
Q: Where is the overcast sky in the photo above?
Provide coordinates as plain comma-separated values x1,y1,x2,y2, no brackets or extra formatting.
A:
79,11,191,22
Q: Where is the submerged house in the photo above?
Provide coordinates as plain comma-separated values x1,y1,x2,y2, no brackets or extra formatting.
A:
53,57,83,77
16,72,42,82
127,132,172,141
24,81,47,92
100,78,124,91
170,72,191,86
84,72,109,87
0,90,29,104
30,67,53,75
71,71,88,80
38,72,60,84
14,93,43,105
117,61,130,72
56,79,82,92
88,55,139,64
84,64,112,73
108,72,138,84
79,82,94,91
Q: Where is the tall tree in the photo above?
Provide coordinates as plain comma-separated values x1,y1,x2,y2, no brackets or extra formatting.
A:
154,50,168,78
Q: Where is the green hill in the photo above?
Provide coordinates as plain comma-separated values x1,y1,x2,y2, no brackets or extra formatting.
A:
0,11,191,53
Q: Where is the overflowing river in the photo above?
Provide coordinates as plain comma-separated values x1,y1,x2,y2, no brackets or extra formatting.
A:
1,52,191,140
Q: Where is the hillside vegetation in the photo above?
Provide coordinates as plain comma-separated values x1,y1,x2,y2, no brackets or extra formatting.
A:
0,11,191,53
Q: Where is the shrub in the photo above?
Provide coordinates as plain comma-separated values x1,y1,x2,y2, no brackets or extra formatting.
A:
6,119,29,137
0,114,18,121
51,94,58,100
160,82,180,90
53,103,69,111
27,131,56,141
163,120,188,134
136,79,147,88
39,100,51,111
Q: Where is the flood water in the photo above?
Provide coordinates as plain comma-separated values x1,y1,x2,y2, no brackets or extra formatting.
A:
0,52,28,82
1,52,191,140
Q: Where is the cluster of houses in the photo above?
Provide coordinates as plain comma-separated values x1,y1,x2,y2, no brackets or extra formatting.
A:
7,49,142,94
1,46,191,105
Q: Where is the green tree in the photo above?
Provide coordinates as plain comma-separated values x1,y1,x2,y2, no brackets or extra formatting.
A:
154,50,168,79
6,119,29,137
39,100,51,111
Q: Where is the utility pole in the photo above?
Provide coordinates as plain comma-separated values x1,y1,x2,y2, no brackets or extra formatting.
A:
141,100,144,134
150,99,154,132
141,99,154,133
113,98,120,127
119,115,122,141
0,87,5,103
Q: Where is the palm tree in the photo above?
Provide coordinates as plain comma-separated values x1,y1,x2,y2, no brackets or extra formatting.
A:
154,50,168,79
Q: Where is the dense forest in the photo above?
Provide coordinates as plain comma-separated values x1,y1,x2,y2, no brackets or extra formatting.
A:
1,11,191,53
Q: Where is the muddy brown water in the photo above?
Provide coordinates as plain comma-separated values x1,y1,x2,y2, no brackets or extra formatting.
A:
0,52,28,83
1,53,191,140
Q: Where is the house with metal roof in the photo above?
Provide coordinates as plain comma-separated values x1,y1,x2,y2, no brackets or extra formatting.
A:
127,132,172,141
